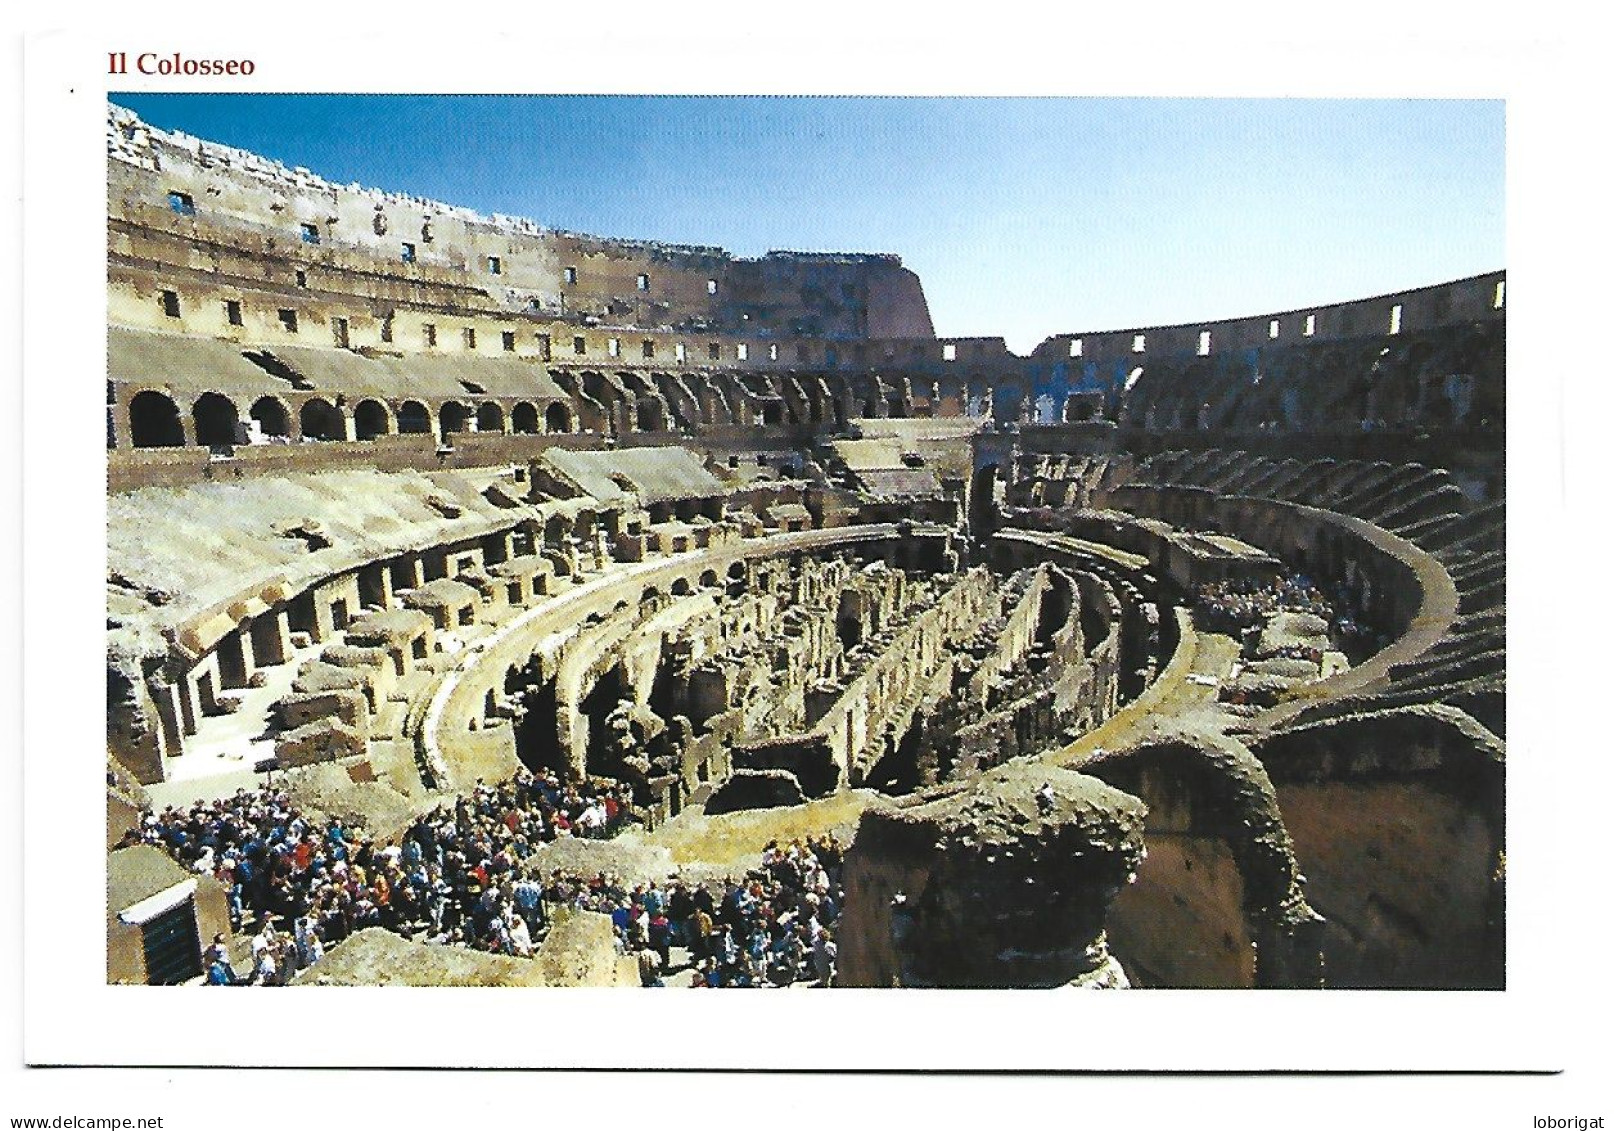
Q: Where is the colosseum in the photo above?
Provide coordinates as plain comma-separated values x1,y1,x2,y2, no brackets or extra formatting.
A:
104,99,1505,992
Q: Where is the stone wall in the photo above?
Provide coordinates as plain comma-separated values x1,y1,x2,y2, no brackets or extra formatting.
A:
838,763,1146,987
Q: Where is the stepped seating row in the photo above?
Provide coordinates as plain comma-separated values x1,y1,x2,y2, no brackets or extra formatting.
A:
1080,449,1504,739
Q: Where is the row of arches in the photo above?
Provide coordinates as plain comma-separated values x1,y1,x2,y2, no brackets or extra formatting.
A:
122,390,576,450
116,374,1119,452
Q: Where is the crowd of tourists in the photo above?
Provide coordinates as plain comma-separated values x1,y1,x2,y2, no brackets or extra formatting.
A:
590,836,845,989
124,769,638,984
131,769,843,987
1193,572,1381,658
1192,573,1336,634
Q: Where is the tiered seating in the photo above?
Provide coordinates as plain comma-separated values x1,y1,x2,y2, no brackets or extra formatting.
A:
1109,450,1502,739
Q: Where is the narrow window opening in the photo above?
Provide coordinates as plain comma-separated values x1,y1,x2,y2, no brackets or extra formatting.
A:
160,290,180,319
573,336,586,356
608,337,621,358
487,256,501,275
1389,304,1403,335
707,279,718,295
379,311,394,343
1069,338,1082,358
642,339,655,359
332,316,350,349
563,266,577,285
768,343,779,361
168,191,194,216
636,273,650,291
1493,280,1506,309
1132,334,1146,353
1269,319,1280,339
278,308,299,333
299,222,320,245
737,344,749,361
401,243,416,264
295,269,308,288
943,343,958,362
463,327,477,350
224,300,242,327
1197,330,1212,356
708,343,720,361
675,342,687,363
536,334,552,361
1303,314,1317,337
502,331,516,352
423,323,437,348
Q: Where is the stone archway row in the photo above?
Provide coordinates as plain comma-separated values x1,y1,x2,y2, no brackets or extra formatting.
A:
116,389,577,449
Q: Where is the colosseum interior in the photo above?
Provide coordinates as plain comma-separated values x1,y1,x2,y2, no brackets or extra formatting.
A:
103,100,1505,991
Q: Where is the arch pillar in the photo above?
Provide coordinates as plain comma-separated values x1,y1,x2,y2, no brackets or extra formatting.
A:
109,396,133,452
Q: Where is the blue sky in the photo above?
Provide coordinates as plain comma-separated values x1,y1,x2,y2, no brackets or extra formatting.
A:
110,95,1504,353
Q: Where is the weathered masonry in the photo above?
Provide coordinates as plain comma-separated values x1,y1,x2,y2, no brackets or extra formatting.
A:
106,101,1503,990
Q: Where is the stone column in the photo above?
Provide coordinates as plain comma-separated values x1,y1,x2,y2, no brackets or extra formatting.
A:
175,674,201,738
110,397,134,452
401,556,426,592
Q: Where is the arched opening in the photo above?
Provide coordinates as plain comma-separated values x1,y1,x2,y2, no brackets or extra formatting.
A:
299,398,345,442
1064,396,1096,423
671,577,692,597
249,396,289,440
477,402,505,434
439,402,469,441
397,400,431,434
512,671,567,778
511,402,539,434
636,399,664,432
192,393,239,449
545,402,573,434
129,391,184,448
762,402,784,426
543,514,570,551
579,663,633,780
353,399,390,440
575,511,597,544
